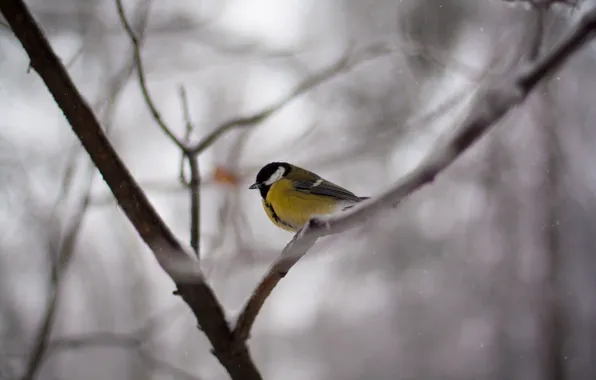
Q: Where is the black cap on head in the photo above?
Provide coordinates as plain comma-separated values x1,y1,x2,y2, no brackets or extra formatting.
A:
255,162,290,184
249,162,292,197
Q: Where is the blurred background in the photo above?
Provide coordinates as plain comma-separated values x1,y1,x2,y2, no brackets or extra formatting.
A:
1,0,595,379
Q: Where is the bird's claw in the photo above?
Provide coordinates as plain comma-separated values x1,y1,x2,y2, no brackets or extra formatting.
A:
308,216,331,231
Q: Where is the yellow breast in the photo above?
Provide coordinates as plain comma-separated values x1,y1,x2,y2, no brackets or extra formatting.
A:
262,178,337,232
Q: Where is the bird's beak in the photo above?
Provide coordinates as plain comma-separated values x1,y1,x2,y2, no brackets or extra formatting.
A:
249,182,259,190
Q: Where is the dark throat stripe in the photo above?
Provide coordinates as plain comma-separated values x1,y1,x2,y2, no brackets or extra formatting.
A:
264,201,294,229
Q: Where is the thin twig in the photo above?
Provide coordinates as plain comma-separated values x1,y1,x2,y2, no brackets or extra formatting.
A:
21,272,59,380
187,156,201,256
21,165,96,380
528,4,547,60
178,86,193,186
49,333,140,351
118,0,204,257
189,42,392,155
115,0,187,151
231,2,596,343
118,0,388,161
178,86,201,257
46,333,202,380
501,0,579,8
41,306,198,379
139,350,203,380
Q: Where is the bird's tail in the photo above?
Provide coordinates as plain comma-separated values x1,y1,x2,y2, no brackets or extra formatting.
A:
341,196,369,211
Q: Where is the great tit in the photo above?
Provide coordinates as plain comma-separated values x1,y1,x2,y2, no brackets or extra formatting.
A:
249,162,369,232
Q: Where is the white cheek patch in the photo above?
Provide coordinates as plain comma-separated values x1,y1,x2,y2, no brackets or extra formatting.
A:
263,166,285,185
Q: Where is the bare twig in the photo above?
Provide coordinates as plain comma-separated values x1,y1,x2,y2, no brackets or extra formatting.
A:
64,43,86,69
178,87,201,257
49,332,139,351
46,333,202,380
20,278,59,380
231,3,596,342
117,0,205,258
188,42,392,155
140,350,203,380
0,1,262,379
528,6,547,60
501,0,579,8
123,21,379,161
40,305,199,380
31,304,185,373
187,156,201,256
178,86,194,186
21,165,96,380
115,0,187,151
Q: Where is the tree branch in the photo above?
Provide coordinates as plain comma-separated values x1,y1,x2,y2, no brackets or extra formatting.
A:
0,1,261,379
21,155,97,380
501,0,578,8
188,42,392,155
20,7,151,376
231,2,596,342
187,156,201,255
178,86,194,186
116,0,390,161
47,333,203,380
115,0,188,152
40,306,201,379
178,86,201,257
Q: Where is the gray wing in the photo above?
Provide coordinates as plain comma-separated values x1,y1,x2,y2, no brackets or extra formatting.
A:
292,178,363,203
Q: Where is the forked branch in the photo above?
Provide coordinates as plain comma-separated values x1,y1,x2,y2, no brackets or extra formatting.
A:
0,1,261,379
188,42,392,155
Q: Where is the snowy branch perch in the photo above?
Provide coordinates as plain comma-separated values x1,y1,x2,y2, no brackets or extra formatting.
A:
231,2,596,343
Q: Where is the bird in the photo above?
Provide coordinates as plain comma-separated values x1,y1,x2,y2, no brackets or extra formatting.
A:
249,162,369,232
